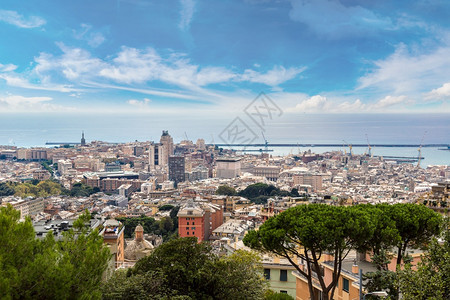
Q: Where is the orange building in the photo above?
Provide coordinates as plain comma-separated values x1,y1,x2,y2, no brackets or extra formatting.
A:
294,250,424,300
177,200,223,242
101,219,125,268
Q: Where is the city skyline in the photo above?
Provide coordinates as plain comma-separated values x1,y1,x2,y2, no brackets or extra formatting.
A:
0,0,449,116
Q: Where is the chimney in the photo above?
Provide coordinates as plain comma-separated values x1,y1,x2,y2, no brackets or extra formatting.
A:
352,261,358,274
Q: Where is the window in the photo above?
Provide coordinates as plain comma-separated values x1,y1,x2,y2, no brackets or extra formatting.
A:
192,227,196,230
343,278,349,293
280,269,287,281
192,221,195,225
187,231,189,235
186,217,190,220
187,222,189,225
264,269,270,280
280,291,287,294
192,232,195,235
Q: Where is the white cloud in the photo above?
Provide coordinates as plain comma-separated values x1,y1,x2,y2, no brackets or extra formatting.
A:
35,43,105,80
0,73,78,92
179,0,196,30
287,95,329,112
0,95,59,112
426,82,450,100
98,46,302,89
289,0,392,38
1,44,304,101
73,24,106,48
99,47,160,84
370,95,407,109
240,65,306,86
286,94,409,113
0,10,46,28
358,43,450,95
0,63,17,72
127,98,151,109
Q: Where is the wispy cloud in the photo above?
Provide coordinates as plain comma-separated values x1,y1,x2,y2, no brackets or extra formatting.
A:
0,10,46,28
0,73,78,93
0,63,17,72
0,95,74,112
73,24,106,47
289,0,392,38
358,42,450,95
6,44,303,97
179,0,196,31
241,65,306,86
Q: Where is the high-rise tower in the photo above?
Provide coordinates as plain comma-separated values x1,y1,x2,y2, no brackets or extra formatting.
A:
148,131,174,170
81,131,86,146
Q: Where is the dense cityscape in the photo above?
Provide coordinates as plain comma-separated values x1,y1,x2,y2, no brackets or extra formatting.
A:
1,0,450,299
1,131,448,299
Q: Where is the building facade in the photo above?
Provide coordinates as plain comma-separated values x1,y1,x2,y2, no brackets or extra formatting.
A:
169,155,185,185
177,201,223,242
216,158,241,179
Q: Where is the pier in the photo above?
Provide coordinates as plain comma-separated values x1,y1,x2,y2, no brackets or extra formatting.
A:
213,143,448,148
45,142,80,145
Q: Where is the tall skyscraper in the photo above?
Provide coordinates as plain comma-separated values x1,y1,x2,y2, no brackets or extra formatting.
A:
149,130,174,170
160,130,174,166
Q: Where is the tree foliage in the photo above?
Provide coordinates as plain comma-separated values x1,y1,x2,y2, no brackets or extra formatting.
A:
62,182,99,197
104,238,266,299
158,204,174,211
264,290,295,300
0,180,100,199
237,183,298,204
0,206,110,299
386,203,442,266
361,204,442,299
216,185,237,196
0,182,15,196
116,209,179,241
397,216,449,300
244,204,375,300
6,180,63,198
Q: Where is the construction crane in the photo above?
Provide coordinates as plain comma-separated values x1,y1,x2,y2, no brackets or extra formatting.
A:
417,131,427,168
365,134,372,157
184,132,189,141
342,140,353,157
261,131,269,152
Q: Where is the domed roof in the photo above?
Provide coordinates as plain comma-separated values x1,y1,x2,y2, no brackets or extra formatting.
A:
124,239,154,261
135,224,144,232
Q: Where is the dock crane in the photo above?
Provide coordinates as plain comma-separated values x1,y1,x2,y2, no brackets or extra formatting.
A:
342,140,353,157
365,134,372,158
417,131,427,168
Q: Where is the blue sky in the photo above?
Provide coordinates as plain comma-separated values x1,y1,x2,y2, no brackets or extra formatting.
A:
0,0,449,115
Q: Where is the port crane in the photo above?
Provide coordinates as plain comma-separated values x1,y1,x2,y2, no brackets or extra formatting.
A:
342,140,353,157
417,131,427,168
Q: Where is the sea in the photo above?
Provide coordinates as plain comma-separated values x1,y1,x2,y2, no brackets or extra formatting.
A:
0,113,448,166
